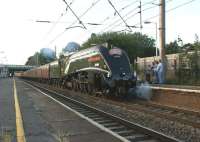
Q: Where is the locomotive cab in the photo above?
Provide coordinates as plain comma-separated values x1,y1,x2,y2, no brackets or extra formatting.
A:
100,47,136,95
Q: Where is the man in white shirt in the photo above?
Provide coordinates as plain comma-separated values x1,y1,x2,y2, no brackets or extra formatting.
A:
156,60,164,84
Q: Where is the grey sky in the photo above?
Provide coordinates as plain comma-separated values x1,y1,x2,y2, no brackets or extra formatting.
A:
0,0,199,65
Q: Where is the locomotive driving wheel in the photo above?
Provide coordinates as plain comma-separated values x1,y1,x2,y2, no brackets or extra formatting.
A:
87,83,94,95
72,80,78,92
116,86,126,97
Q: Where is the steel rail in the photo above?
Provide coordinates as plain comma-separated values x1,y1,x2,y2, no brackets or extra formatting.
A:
24,80,181,142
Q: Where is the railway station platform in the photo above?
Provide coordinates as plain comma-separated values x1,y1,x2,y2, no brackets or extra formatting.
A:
149,83,200,112
0,78,122,142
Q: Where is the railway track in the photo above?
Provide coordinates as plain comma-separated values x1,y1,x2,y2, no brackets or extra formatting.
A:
47,83,200,130
65,86,200,130
132,101,200,129
25,80,180,142
99,98,200,130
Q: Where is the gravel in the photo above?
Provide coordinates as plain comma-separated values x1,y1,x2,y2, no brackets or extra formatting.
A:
42,84,200,142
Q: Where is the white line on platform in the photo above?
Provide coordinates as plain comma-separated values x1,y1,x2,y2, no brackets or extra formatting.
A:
150,86,200,94
24,81,130,142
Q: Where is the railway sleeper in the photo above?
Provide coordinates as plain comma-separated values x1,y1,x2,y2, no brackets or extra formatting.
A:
116,129,134,136
81,112,97,115
137,140,159,142
92,117,107,121
124,134,152,142
75,109,92,113
108,126,126,131
96,120,114,124
86,114,100,117
103,122,119,127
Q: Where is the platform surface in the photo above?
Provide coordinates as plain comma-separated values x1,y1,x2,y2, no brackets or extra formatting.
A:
0,78,17,142
0,78,122,142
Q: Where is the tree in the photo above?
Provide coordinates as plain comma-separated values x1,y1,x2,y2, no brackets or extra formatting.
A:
165,40,181,54
61,42,80,55
25,49,56,66
176,34,200,85
81,32,156,63
25,52,40,65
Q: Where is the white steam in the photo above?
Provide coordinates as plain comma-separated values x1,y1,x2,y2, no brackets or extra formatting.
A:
135,82,152,100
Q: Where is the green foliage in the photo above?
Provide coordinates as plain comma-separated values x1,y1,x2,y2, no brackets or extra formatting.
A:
188,39,200,81
81,32,156,63
25,52,56,66
165,37,198,54
25,52,39,66
176,37,200,85
165,40,181,54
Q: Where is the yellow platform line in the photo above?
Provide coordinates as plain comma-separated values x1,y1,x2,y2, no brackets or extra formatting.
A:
13,79,26,142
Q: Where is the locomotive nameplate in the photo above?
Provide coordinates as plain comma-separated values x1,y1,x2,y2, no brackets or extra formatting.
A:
109,48,122,56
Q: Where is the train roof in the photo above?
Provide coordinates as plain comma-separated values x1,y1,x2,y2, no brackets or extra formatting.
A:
69,45,107,59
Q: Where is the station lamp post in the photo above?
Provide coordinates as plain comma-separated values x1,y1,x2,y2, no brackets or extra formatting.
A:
144,21,158,57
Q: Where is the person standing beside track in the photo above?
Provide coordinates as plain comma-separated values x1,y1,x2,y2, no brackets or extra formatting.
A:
151,61,158,84
145,65,151,83
156,59,164,84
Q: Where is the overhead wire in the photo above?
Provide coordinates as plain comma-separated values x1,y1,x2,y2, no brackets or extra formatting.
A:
42,0,76,40
107,0,132,32
100,6,139,32
100,0,158,32
42,12,66,40
45,0,197,47
66,0,103,35
100,5,140,32
115,0,139,15
103,0,175,32
67,0,102,27
47,25,86,46
167,0,196,12
110,5,158,30
46,0,101,46
98,0,140,25
129,0,197,30
63,0,87,29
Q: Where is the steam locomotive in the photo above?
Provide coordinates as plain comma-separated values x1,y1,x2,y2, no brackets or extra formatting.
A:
21,45,136,96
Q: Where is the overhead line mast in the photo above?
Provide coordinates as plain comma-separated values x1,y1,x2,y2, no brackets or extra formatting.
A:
126,0,195,30
159,0,165,63
101,0,158,32
159,0,166,81
139,0,142,31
